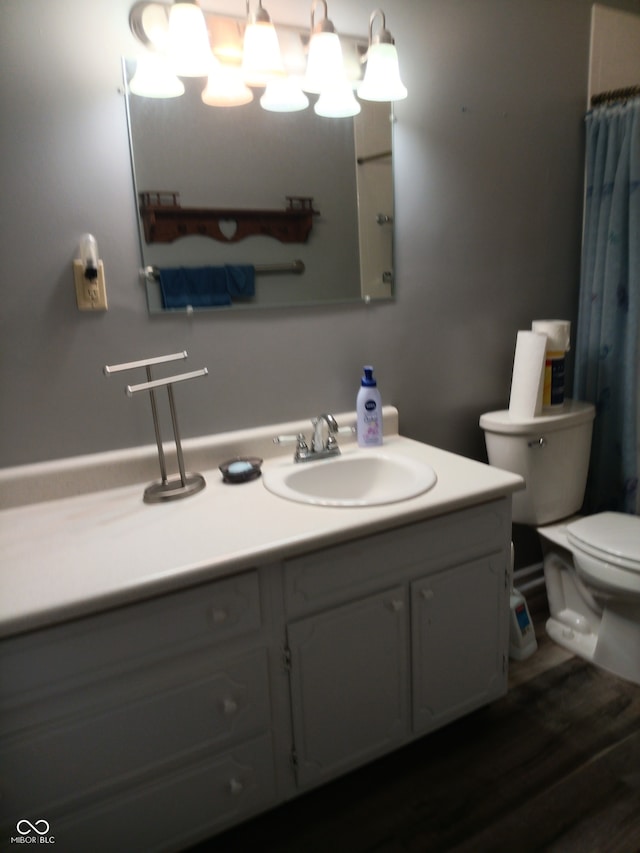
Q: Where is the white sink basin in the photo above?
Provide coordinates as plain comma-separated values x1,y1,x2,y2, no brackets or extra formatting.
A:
262,450,437,507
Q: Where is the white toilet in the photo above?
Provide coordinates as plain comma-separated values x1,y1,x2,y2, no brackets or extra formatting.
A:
480,400,640,686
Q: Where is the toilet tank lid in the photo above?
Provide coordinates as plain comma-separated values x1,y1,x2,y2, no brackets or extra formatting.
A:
567,512,640,568
479,400,595,435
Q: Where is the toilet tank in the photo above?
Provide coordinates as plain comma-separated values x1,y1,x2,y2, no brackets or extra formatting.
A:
479,400,595,526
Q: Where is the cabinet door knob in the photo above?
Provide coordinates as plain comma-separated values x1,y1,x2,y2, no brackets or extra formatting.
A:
222,697,238,715
387,598,404,612
211,607,229,624
229,777,244,796
421,589,434,601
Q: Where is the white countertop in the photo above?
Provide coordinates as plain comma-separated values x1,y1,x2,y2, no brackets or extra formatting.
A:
0,409,523,639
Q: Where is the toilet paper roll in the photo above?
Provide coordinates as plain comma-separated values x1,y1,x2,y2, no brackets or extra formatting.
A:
531,320,571,352
508,331,547,419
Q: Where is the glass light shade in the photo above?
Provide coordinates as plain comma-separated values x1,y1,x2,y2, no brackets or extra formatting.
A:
314,79,361,118
129,54,185,98
358,42,407,102
260,77,309,112
168,2,212,77
201,63,254,107
302,31,344,94
241,21,285,87
137,4,171,52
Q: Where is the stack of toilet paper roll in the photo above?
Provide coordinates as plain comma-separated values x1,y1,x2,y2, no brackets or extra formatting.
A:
508,320,570,418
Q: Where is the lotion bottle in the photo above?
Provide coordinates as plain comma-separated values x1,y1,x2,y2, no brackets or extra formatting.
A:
357,366,383,447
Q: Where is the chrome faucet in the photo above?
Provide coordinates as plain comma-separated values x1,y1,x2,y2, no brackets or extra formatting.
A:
311,413,339,454
274,414,342,463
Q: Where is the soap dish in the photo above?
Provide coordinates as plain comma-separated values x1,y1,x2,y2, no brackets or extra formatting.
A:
219,457,263,484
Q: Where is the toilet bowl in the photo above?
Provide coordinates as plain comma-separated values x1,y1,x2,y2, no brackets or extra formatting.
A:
566,513,640,598
480,402,640,686
538,512,640,685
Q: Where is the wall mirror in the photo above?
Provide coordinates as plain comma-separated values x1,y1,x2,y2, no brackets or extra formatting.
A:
123,9,396,313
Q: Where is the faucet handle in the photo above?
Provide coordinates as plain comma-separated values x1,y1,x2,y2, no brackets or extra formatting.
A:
274,433,309,462
326,424,355,449
336,424,356,436
325,434,338,452
274,432,308,449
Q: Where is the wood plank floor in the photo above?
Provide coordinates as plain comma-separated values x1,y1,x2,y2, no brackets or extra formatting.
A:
187,626,640,853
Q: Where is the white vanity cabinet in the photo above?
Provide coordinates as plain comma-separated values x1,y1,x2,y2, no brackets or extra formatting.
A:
0,570,278,852
0,413,524,850
0,498,513,850
282,499,511,791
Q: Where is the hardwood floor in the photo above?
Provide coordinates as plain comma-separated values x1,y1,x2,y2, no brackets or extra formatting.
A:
188,623,640,853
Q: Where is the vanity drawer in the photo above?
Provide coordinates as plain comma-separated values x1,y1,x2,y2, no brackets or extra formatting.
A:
0,648,271,821
0,570,261,709
284,500,509,617
49,733,277,853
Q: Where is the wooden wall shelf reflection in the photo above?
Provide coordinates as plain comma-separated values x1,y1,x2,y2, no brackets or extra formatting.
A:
139,192,319,245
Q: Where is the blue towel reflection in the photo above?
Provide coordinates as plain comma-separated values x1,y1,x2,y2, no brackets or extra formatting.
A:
226,265,256,298
158,265,255,309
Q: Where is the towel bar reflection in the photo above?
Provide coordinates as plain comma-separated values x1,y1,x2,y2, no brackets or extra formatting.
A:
143,259,305,282
103,351,208,503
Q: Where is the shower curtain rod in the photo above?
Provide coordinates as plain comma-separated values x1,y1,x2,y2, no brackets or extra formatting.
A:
591,85,640,107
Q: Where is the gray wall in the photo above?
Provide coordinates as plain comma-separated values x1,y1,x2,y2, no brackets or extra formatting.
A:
2,0,639,470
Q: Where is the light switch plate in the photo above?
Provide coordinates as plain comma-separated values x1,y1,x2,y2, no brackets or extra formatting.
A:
73,260,108,311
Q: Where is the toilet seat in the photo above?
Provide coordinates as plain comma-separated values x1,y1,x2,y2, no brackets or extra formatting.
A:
567,512,640,574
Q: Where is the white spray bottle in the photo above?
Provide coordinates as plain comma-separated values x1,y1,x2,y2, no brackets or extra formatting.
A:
357,366,383,447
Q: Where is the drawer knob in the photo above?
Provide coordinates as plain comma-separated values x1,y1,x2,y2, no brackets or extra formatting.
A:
387,599,404,612
211,608,229,624
222,697,238,715
421,589,434,601
229,777,244,796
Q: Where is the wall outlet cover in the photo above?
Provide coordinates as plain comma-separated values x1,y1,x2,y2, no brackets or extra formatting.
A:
73,259,108,311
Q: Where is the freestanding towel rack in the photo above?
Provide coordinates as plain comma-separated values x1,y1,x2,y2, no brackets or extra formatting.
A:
104,351,208,503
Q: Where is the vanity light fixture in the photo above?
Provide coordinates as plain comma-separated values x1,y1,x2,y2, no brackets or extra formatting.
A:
303,0,361,117
302,0,343,94
127,2,408,115
202,59,254,106
260,77,309,112
357,9,407,102
166,0,212,77
129,52,185,98
241,0,285,87
315,77,361,117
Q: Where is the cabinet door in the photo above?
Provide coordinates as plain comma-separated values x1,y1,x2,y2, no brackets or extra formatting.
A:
412,554,508,734
287,586,409,788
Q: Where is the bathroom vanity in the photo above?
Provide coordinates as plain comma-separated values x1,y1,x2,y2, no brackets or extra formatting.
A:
0,409,522,851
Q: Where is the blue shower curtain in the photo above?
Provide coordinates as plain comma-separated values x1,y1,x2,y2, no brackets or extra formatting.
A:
574,97,640,515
